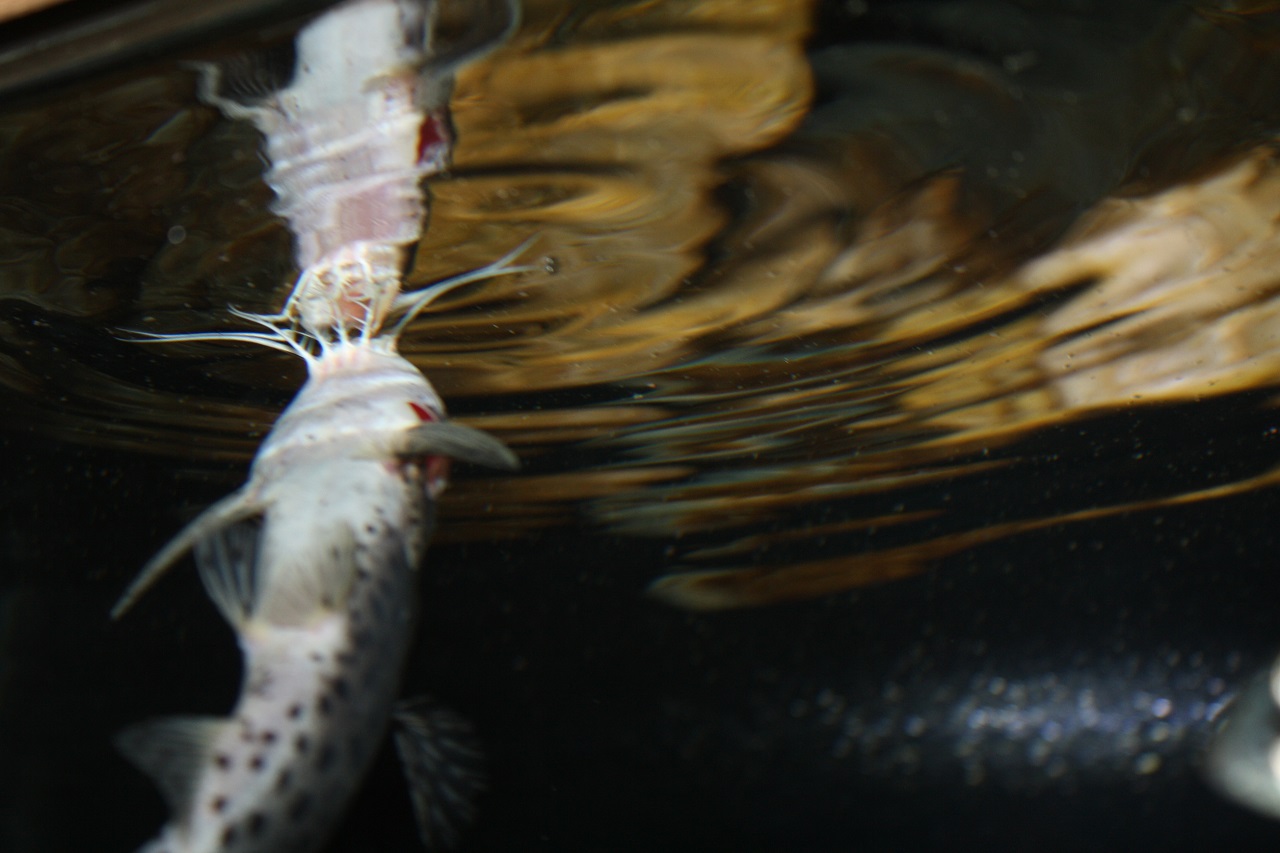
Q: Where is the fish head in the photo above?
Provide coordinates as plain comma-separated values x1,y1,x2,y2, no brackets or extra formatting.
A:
255,343,446,474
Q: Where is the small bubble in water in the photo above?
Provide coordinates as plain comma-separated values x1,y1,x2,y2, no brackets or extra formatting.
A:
167,225,187,245
1134,752,1161,775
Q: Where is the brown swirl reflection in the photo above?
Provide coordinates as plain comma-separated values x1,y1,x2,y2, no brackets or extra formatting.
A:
6,1,1280,608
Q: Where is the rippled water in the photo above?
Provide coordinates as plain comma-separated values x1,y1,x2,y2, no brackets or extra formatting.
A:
7,0,1280,850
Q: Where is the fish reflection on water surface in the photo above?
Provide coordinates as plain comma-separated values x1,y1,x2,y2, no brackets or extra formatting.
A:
7,0,1280,848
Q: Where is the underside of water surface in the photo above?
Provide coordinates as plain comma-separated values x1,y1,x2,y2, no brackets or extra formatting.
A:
7,0,1280,850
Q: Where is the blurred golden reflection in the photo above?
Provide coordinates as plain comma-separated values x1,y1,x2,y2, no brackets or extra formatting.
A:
5,0,1280,607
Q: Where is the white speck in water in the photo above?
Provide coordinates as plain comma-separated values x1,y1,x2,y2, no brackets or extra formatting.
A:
1134,752,1161,775
167,225,186,245
1268,740,1280,780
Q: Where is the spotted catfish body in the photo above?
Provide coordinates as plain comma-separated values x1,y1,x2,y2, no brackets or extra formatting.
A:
110,0,527,847
113,344,516,853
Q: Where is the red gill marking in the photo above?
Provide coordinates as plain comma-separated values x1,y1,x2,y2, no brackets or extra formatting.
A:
416,113,448,166
408,401,435,422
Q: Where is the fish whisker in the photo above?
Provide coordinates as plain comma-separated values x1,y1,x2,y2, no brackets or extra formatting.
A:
387,236,541,339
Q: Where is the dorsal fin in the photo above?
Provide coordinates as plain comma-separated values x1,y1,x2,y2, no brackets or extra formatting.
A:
396,422,519,471
249,521,361,626
392,698,485,850
111,489,261,620
115,716,229,816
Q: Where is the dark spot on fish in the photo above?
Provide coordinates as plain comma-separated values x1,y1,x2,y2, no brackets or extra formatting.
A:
356,567,370,581
364,523,377,535
221,825,238,847
214,753,232,771
295,734,310,754
317,741,337,772
331,677,350,699
249,754,265,772
309,651,324,663
275,769,292,792
211,796,228,814
321,594,335,607
261,730,277,745
318,694,333,716
247,812,268,839
287,703,303,720
288,794,313,822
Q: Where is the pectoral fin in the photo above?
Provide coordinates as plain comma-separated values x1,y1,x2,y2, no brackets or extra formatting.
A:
110,488,261,620
397,422,519,471
392,698,485,850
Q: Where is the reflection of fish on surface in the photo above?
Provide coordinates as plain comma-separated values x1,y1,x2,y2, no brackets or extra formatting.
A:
108,0,525,850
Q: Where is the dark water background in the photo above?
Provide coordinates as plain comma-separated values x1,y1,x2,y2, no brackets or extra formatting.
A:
6,0,1280,850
